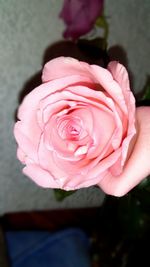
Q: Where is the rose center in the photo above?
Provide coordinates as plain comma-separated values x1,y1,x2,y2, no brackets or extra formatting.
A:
67,124,81,140
57,116,82,141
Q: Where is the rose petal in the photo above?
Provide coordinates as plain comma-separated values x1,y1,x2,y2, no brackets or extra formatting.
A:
87,105,115,158
108,61,130,96
42,57,94,83
17,75,91,148
18,75,91,122
91,64,128,114
86,148,122,179
14,122,39,163
23,164,59,188
17,148,26,163
108,61,136,167
38,133,70,179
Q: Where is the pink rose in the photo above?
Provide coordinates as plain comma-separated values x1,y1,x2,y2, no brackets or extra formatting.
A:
60,0,104,39
14,57,136,194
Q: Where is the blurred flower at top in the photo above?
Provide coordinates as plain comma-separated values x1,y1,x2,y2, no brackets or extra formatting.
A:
60,0,104,40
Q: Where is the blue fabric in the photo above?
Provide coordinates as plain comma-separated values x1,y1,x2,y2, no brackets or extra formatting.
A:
5,228,90,267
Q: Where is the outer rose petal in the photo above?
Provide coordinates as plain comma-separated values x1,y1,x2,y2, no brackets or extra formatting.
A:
42,57,130,113
38,134,69,180
42,57,90,82
107,61,136,169
23,164,59,188
91,64,128,114
42,56,110,84
19,74,91,122
14,122,38,163
108,61,130,96
17,148,26,163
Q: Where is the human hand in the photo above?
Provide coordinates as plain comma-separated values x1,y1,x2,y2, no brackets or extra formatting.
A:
98,107,150,196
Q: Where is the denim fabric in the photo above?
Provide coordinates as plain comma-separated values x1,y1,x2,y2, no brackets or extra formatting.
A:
5,228,90,267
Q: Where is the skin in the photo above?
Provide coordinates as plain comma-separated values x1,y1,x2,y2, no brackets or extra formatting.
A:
98,107,150,196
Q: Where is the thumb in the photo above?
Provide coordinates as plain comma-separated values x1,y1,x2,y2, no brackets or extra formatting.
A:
98,107,150,196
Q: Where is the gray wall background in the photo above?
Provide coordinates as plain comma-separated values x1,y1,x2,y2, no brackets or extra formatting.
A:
0,0,149,214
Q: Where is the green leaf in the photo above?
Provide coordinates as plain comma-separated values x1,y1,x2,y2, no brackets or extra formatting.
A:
54,189,76,201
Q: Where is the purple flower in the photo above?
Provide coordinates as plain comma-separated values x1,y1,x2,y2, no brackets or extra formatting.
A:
60,0,104,40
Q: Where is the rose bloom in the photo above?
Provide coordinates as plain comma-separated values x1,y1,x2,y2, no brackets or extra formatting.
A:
14,57,138,195
60,0,104,39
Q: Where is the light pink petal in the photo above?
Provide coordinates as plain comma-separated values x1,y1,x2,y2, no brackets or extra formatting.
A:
70,106,93,135
78,97,123,173
62,171,107,191
63,148,121,189
18,75,91,122
43,116,84,161
38,85,119,161
16,75,91,148
14,122,39,163
38,133,90,189
58,86,124,168
108,61,136,167
86,148,122,179
38,134,69,179
23,164,59,188
40,85,108,115
62,149,121,190
38,140,97,189
16,119,41,151
51,150,91,182
107,61,135,119
17,148,26,163
109,157,122,176
42,57,95,83
42,86,120,166
108,61,130,96
39,100,76,127
90,64,128,114
87,105,115,158
66,85,118,111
